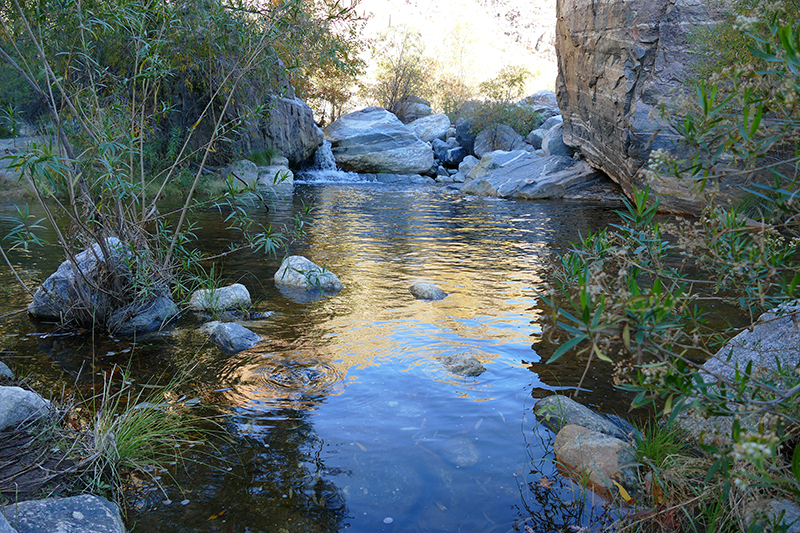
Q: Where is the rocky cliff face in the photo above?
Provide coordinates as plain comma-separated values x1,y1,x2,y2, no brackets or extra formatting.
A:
555,0,726,212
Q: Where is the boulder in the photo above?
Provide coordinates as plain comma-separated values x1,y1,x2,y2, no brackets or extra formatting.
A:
259,96,324,167
409,114,451,142
743,499,800,533
409,282,447,301
554,424,638,499
455,117,478,156
441,353,486,377
257,165,294,187
0,511,13,533
526,128,546,150
556,0,727,212
702,300,800,384
522,90,559,108
443,146,467,167
458,155,480,177
27,239,177,335
473,125,527,159
225,160,293,188
274,256,343,294
324,107,434,175
200,321,261,355
395,96,432,123
542,123,575,157
107,296,178,336
432,138,450,161
0,387,49,431
677,300,800,446
225,160,259,187
28,238,123,320
462,151,621,201
1,494,125,533
190,284,252,313
534,394,631,441
540,115,563,131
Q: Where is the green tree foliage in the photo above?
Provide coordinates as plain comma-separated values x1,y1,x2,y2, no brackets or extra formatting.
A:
540,6,800,527
468,66,540,138
368,24,433,121
0,0,361,331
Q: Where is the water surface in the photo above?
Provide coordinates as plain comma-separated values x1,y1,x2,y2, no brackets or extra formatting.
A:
0,182,623,532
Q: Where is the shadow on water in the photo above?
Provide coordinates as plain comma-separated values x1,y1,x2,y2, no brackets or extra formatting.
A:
0,184,628,532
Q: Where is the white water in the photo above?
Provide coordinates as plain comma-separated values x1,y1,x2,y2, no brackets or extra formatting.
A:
297,140,376,184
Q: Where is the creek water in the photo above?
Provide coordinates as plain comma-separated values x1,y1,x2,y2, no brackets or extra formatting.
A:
0,173,627,532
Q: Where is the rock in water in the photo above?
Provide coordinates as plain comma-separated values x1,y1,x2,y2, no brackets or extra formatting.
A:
409,282,447,300
190,283,252,312
533,394,631,441
441,353,486,377
324,107,434,174
274,256,343,294
0,386,49,431
554,424,638,499
200,321,261,355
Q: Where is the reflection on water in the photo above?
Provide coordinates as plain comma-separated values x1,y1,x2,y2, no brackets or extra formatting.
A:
0,184,623,532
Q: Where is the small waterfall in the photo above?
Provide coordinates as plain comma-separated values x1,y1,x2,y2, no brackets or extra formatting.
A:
297,140,369,184
314,140,337,171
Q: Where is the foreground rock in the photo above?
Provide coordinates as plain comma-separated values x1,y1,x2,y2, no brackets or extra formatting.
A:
200,321,261,354
27,238,178,335
441,353,486,377
744,499,800,533
274,256,343,294
554,424,638,499
190,283,252,313
462,151,622,201
409,282,447,301
534,395,631,441
556,0,727,212
678,300,800,446
1,494,125,533
324,107,434,174
0,387,49,431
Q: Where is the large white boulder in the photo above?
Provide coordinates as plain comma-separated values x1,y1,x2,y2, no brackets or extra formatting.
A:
323,107,434,175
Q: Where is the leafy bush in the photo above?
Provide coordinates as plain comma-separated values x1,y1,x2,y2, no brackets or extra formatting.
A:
540,6,800,529
464,66,540,137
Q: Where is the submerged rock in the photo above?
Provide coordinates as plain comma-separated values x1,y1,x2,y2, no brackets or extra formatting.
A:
409,282,447,301
107,296,178,337
274,256,343,294
1,494,125,533
0,386,49,431
190,283,252,313
441,353,486,377
200,321,261,355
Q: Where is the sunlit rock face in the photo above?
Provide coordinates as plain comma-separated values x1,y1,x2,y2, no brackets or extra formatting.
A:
324,107,435,175
555,0,726,212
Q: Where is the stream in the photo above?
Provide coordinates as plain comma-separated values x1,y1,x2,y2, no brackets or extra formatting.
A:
0,174,626,532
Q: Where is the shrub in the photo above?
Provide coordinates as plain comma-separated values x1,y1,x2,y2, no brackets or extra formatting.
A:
539,6,800,529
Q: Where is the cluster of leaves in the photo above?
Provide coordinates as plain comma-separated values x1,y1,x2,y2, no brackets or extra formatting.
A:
540,4,800,528
367,25,434,122
467,66,541,139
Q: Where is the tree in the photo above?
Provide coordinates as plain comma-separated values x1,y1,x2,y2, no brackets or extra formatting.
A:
369,25,432,120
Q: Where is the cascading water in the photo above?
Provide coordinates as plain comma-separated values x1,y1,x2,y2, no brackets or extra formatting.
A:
297,140,368,183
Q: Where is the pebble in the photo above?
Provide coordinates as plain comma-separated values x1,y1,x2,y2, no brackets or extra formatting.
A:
383,517,393,524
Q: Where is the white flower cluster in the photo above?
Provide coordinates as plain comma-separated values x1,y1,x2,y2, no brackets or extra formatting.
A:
647,148,672,174
731,430,778,463
733,14,760,32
